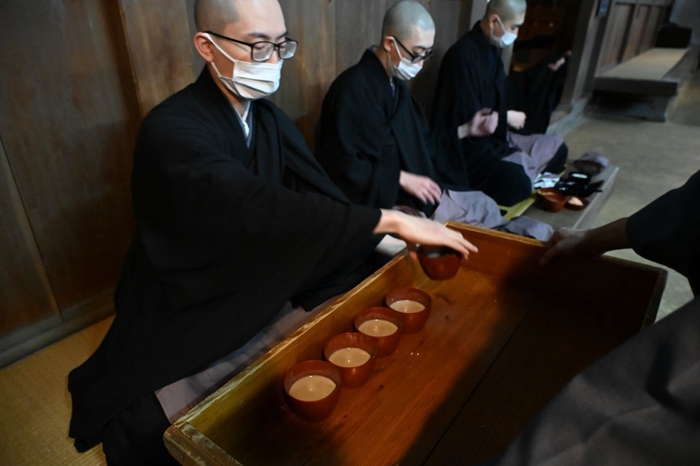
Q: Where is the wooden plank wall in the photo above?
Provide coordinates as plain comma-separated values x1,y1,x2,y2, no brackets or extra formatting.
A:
596,0,673,75
0,0,139,365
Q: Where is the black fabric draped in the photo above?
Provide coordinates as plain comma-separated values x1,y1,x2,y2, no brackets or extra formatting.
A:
317,50,465,216
628,169,700,295
68,68,381,451
480,296,700,466
433,23,509,141
480,170,700,466
507,56,569,135
432,23,515,190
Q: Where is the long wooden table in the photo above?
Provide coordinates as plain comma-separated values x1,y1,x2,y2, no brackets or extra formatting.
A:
164,224,665,465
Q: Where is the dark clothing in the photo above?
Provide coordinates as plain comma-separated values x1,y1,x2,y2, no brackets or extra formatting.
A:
317,50,465,216
481,296,700,466
480,159,532,206
68,68,381,454
507,56,569,135
102,394,177,466
432,22,512,186
628,169,700,295
432,23,565,205
482,170,700,466
433,23,510,143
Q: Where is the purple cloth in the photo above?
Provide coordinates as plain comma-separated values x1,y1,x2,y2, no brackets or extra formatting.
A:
497,216,554,242
432,190,554,242
432,190,507,228
504,132,565,182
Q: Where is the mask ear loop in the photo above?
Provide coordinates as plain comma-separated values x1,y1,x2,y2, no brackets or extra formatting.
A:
391,37,405,62
203,33,233,79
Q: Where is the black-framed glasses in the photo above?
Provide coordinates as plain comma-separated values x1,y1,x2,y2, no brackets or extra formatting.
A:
393,37,434,63
206,31,298,62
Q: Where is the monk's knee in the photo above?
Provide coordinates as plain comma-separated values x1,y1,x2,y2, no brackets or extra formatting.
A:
503,172,532,206
487,166,532,207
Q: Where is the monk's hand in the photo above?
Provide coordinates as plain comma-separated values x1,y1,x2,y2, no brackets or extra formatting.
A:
399,171,442,205
548,50,571,72
548,57,566,72
540,228,587,265
461,108,498,138
376,211,478,260
507,110,526,130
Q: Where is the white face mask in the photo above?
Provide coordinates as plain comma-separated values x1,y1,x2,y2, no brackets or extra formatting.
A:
490,16,517,49
391,38,423,81
205,33,283,100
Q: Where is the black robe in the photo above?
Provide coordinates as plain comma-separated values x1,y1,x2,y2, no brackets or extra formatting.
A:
68,68,381,451
507,56,569,135
481,296,700,466
432,22,515,189
481,170,700,466
316,50,465,216
627,169,700,295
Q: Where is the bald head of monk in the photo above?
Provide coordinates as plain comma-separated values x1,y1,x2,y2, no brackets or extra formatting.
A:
376,0,436,80
192,0,294,113
481,0,527,48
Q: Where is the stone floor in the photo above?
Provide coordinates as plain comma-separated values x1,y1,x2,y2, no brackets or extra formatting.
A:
1,71,698,466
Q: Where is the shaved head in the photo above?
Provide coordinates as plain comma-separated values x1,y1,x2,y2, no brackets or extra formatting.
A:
486,0,527,22
195,0,240,32
382,1,435,42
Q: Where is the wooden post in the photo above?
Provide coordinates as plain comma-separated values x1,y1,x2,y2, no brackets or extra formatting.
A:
558,0,608,109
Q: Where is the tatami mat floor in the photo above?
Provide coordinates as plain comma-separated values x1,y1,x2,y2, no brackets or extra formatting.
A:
0,317,112,465
1,71,698,466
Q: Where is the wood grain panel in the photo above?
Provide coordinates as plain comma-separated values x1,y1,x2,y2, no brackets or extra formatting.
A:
597,3,633,73
0,137,59,338
118,0,197,117
0,0,138,316
334,0,388,76
183,0,207,78
425,292,640,464
274,0,337,151
639,5,663,54
622,4,651,61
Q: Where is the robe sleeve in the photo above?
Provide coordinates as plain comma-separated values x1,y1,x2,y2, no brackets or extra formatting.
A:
133,108,382,313
317,80,401,209
626,170,700,295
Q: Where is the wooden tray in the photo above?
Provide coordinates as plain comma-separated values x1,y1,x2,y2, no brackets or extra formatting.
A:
164,223,666,465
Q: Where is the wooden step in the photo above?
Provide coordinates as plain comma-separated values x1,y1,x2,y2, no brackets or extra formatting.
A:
593,47,698,96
